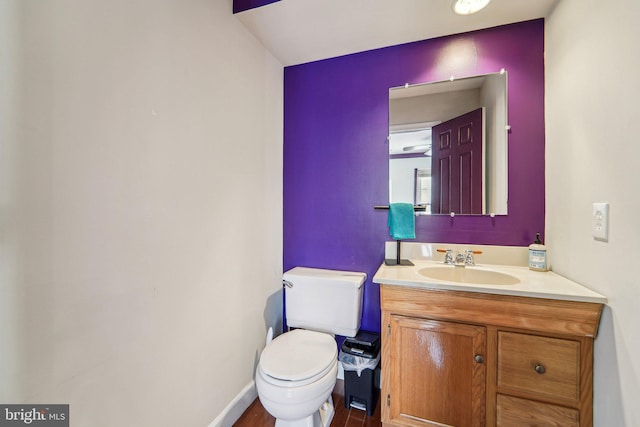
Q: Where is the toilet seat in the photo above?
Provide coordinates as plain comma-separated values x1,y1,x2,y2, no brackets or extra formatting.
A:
259,329,338,387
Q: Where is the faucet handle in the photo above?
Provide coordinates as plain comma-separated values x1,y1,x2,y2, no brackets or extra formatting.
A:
463,249,482,266
445,250,455,265
437,248,455,265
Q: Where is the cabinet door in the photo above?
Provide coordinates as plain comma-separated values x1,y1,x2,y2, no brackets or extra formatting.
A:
387,315,486,427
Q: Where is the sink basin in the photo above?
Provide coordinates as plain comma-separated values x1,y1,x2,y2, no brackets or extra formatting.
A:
418,266,520,286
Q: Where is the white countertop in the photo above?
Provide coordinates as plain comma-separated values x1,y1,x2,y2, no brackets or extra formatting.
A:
373,259,608,304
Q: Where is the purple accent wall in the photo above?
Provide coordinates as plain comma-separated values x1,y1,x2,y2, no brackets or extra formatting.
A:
233,0,280,14
283,20,545,333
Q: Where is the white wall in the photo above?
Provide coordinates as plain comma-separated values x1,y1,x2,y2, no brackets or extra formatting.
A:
389,157,429,204
546,0,640,424
480,73,507,215
0,0,283,425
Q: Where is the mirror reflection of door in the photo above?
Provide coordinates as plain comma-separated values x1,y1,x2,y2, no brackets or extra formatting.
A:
431,108,485,215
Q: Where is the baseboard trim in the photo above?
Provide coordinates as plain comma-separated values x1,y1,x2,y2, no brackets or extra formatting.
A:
208,380,257,427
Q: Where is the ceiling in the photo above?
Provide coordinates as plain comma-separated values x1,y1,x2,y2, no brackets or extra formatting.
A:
235,0,559,66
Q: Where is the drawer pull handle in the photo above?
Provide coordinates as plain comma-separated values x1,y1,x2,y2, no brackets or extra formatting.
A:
474,354,485,364
535,364,546,374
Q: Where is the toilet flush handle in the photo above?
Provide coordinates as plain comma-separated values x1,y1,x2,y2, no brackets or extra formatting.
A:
282,280,293,288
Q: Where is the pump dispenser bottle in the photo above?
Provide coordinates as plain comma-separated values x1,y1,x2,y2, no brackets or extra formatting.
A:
528,233,548,271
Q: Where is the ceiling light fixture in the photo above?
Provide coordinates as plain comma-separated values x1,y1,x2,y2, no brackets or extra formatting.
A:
452,0,491,15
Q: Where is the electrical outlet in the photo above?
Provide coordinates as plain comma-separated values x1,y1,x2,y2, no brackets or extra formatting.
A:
592,202,609,241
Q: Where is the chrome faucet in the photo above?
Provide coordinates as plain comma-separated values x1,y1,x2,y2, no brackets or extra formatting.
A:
443,249,455,265
463,250,476,266
440,249,480,266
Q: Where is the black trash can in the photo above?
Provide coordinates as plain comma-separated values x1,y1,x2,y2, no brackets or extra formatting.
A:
340,330,381,416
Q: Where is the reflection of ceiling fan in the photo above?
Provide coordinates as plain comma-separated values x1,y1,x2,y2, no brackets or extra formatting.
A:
402,144,432,156
389,127,434,155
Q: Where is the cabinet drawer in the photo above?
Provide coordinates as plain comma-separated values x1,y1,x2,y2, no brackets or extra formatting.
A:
497,394,579,426
497,332,579,401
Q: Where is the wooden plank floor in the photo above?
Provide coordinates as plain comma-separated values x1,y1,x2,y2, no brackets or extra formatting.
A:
233,391,381,427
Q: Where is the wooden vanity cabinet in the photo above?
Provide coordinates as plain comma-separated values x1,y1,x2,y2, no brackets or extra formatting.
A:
380,285,603,427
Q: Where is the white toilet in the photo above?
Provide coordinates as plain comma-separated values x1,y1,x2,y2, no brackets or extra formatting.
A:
256,267,366,427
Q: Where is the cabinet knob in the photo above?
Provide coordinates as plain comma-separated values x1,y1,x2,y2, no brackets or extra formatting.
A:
535,364,546,374
474,354,484,364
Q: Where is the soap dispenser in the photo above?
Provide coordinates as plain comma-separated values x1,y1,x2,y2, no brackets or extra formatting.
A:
528,233,548,271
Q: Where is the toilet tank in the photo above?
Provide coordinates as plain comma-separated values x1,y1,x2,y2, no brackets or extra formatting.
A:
283,267,366,338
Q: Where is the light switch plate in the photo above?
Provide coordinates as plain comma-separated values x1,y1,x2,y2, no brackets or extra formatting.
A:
592,202,609,241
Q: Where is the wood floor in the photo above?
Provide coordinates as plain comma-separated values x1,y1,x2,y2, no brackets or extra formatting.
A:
233,389,381,427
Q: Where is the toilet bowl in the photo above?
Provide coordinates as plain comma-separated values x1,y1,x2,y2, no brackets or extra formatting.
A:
256,329,338,427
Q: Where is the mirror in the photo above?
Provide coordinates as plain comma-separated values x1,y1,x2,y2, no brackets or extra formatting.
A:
389,71,508,215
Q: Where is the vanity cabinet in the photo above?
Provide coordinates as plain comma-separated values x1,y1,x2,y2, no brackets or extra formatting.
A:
380,285,603,427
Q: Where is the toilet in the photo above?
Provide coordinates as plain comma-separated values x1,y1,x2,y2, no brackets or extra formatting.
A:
256,267,367,427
